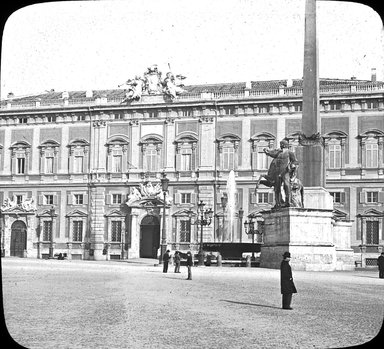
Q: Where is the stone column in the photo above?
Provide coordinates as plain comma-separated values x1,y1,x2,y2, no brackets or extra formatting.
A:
129,208,140,258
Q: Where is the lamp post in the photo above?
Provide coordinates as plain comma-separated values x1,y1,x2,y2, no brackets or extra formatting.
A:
238,208,244,243
49,205,55,258
159,172,169,265
244,216,262,261
220,195,227,242
197,200,213,266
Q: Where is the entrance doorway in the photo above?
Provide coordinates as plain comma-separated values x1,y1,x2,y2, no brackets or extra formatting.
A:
140,215,160,258
10,220,27,257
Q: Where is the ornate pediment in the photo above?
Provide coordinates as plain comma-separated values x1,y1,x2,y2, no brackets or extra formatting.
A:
66,209,88,218
105,209,125,217
332,208,348,221
119,64,186,102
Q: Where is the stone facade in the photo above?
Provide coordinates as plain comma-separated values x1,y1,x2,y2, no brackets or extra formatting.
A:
0,77,383,264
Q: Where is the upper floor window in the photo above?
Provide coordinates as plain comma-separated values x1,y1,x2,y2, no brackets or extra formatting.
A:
250,133,275,171
324,131,347,170
112,194,122,204
181,193,192,204
358,130,383,169
330,192,345,204
366,100,379,109
112,151,122,172
44,194,54,205
68,139,89,174
329,101,342,111
47,115,56,123
366,191,379,203
258,192,269,204
10,141,31,175
217,134,240,171
175,133,198,172
140,135,163,173
39,140,60,175
18,117,28,124
74,194,84,205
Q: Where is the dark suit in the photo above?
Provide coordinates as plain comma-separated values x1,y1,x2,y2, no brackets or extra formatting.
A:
186,254,193,280
280,260,297,309
377,255,384,278
163,252,170,273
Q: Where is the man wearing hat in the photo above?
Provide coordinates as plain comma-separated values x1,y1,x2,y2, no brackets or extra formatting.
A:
377,252,384,279
280,251,297,309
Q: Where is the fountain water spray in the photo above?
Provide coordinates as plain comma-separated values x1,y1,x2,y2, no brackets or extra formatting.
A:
225,170,237,242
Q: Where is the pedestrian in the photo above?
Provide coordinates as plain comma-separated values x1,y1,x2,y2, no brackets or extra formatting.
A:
377,252,384,279
163,250,171,273
186,251,193,280
174,251,181,273
280,251,297,310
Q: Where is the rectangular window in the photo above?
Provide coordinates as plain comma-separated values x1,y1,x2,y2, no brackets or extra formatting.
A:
43,221,53,241
16,195,23,205
72,221,83,242
367,101,378,109
182,109,192,117
366,221,379,244
111,221,122,242
73,156,84,173
112,194,122,204
330,102,341,110
294,103,302,112
47,116,56,122
257,146,268,170
74,194,84,205
45,156,54,174
330,192,345,204
145,149,158,172
329,144,341,169
112,154,122,172
44,194,54,205
18,117,28,124
366,191,378,203
181,150,192,171
17,157,25,174
181,193,191,204
222,147,235,170
179,220,191,242
366,143,378,168
258,193,269,204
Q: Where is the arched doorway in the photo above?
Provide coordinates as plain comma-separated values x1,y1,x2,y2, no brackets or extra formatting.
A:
140,215,160,258
10,220,27,257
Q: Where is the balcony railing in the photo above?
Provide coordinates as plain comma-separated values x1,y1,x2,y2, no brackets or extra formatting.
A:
2,83,384,110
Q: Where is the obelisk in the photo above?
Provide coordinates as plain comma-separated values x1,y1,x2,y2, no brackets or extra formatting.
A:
298,0,332,209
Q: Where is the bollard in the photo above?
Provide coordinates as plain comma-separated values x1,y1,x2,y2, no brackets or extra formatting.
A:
246,255,251,268
217,253,222,267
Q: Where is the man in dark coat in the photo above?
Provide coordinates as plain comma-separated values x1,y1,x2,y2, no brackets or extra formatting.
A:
163,250,171,273
377,252,384,278
186,251,193,280
280,251,297,310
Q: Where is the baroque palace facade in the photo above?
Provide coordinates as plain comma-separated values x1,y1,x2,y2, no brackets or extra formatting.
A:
0,72,383,266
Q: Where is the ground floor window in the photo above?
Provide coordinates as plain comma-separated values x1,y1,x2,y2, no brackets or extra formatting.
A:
366,221,379,245
111,221,122,242
43,221,52,241
72,221,83,242
179,219,191,242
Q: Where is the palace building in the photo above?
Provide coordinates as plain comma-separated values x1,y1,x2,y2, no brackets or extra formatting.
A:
0,69,383,266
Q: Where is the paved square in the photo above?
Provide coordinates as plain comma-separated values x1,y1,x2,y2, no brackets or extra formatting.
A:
2,258,383,348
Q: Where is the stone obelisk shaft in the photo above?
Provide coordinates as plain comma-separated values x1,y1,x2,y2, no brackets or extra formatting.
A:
300,0,325,188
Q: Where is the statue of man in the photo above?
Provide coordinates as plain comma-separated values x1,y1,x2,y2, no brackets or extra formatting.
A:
256,139,298,208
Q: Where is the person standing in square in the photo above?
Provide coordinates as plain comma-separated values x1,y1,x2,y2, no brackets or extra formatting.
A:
186,251,193,280
280,251,297,310
163,250,171,273
377,252,384,278
174,251,181,273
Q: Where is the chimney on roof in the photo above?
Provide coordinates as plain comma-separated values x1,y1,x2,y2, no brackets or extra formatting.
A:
245,81,252,90
86,90,93,98
7,92,14,99
371,68,377,83
350,76,356,80
62,91,69,99
287,78,293,87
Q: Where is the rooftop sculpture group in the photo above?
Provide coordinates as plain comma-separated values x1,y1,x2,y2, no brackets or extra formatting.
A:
119,64,186,102
255,139,304,209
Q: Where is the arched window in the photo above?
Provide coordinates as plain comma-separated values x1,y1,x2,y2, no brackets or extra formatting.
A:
174,132,198,172
250,132,275,171
105,136,129,173
324,131,348,170
39,140,60,174
68,139,89,174
139,134,163,172
358,129,384,169
217,133,241,171
10,141,31,175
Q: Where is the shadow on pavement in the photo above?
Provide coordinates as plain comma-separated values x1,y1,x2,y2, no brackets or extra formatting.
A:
221,299,281,310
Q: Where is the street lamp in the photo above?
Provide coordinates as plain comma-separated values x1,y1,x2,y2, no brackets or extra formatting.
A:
197,200,213,266
244,216,262,261
49,205,55,258
238,208,244,243
159,172,169,264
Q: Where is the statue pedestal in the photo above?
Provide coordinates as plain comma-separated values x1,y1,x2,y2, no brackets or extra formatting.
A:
260,208,337,271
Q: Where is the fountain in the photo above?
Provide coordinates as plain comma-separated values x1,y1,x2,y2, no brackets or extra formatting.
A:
225,170,237,241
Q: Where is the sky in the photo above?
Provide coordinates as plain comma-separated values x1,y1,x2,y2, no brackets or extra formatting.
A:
1,0,383,99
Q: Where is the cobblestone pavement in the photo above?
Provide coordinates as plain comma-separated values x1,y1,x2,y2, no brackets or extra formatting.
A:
1,258,383,349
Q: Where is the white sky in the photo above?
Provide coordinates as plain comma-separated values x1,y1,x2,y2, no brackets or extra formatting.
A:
1,0,383,99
